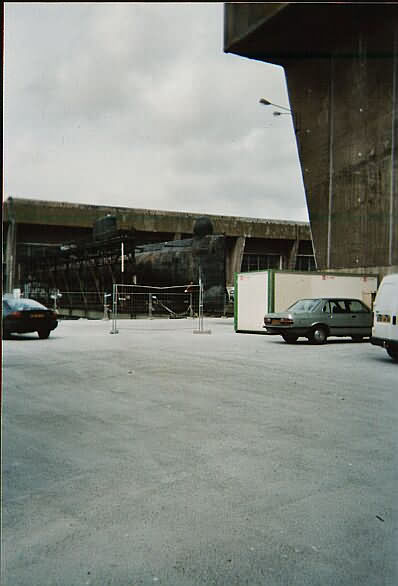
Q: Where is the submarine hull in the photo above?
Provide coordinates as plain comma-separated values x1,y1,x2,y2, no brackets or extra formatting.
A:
135,234,226,314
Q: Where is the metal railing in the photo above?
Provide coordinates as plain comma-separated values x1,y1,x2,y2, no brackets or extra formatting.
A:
110,283,203,334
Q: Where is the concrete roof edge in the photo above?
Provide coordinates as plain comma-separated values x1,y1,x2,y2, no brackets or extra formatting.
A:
4,197,309,227
224,2,289,53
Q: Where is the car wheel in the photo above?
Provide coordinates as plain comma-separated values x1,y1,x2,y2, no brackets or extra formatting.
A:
281,333,298,344
38,328,51,339
386,347,398,362
310,326,327,345
351,336,364,342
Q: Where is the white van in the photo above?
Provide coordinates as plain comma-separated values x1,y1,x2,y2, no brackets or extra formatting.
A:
370,274,398,361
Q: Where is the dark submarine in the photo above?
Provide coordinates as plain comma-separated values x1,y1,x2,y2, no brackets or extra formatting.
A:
135,217,227,315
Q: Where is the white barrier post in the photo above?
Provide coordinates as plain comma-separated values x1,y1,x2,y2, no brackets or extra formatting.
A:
193,276,211,334
148,293,153,319
110,283,119,334
103,292,111,320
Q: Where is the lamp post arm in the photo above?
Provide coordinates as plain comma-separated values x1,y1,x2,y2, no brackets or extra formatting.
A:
259,98,291,112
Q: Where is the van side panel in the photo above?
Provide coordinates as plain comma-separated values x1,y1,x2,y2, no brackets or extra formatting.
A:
371,275,398,354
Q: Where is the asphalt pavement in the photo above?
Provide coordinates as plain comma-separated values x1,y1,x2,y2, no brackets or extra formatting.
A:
2,317,398,585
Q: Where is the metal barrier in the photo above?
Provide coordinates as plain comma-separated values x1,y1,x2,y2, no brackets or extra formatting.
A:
27,289,111,317
110,283,205,334
26,285,210,333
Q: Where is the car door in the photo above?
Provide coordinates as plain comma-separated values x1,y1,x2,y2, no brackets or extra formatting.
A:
345,299,372,336
326,299,352,336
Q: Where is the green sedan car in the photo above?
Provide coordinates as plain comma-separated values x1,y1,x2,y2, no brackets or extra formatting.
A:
263,297,373,344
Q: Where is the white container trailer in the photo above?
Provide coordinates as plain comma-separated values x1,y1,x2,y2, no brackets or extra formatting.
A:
235,270,378,333
234,271,271,333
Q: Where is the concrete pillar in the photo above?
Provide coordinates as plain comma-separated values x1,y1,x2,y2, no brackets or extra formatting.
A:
226,236,246,286
288,237,300,270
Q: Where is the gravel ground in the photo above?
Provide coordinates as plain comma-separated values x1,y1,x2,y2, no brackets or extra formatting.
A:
2,317,397,585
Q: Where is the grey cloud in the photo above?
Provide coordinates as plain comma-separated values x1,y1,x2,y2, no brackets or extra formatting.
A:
4,3,308,222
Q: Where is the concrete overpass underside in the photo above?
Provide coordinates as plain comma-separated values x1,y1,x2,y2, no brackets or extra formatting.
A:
224,2,398,277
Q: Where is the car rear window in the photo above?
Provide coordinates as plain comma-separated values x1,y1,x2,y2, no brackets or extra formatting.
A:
328,300,369,313
5,298,48,311
287,299,321,312
345,300,369,312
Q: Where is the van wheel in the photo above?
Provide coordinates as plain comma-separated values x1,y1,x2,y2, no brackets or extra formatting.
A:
386,348,398,361
310,326,327,345
281,333,298,344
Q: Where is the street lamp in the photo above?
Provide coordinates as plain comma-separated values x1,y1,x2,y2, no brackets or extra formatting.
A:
259,97,299,134
259,97,292,113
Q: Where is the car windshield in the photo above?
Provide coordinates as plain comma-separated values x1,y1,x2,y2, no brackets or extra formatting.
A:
287,299,321,313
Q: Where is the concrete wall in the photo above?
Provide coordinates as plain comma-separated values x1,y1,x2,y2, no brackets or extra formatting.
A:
287,44,397,272
224,3,398,279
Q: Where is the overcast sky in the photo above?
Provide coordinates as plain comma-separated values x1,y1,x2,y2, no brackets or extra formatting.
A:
4,2,309,222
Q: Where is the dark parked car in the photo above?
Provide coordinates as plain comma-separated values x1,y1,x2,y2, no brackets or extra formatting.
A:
2,296,58,339
263,297,372,344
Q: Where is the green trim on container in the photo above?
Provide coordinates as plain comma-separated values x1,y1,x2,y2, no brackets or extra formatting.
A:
273,269,378,280
268,270,275,313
